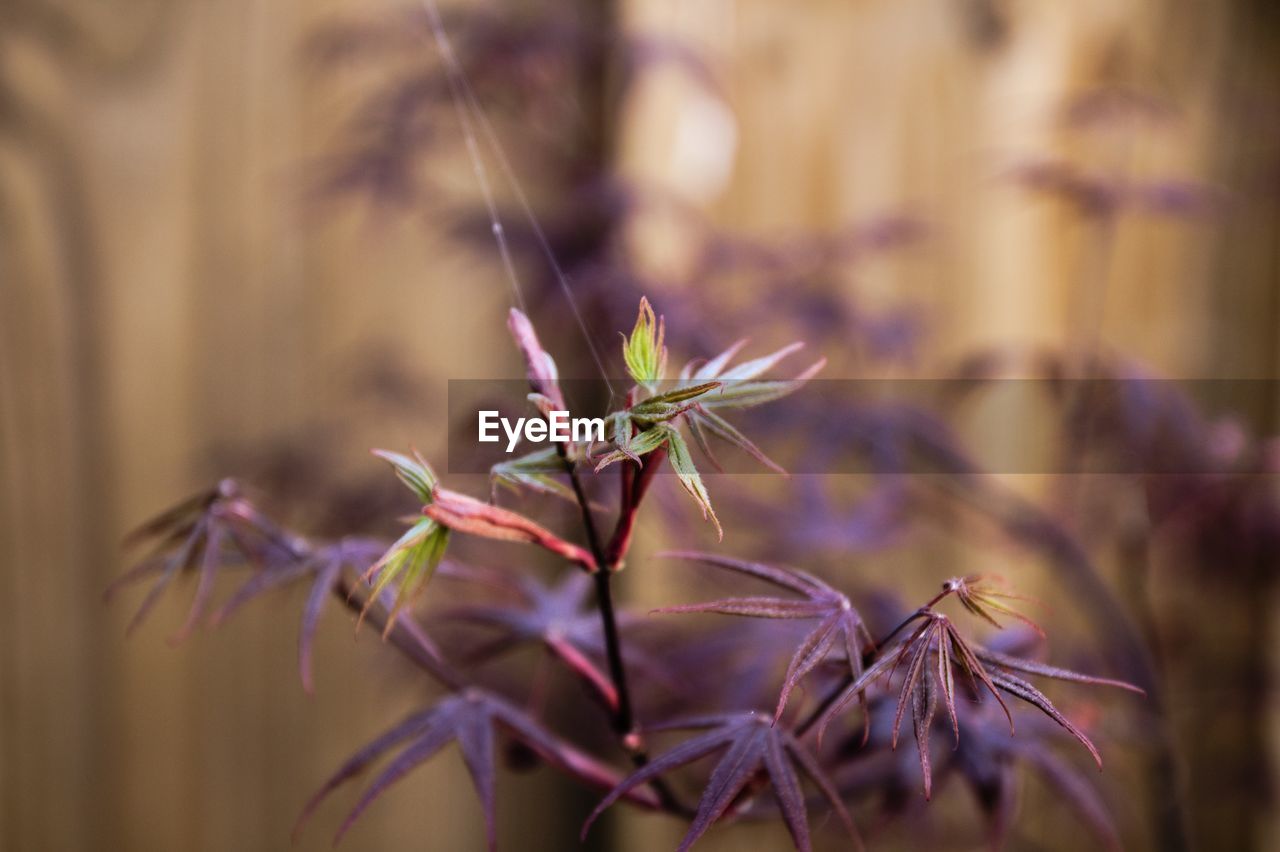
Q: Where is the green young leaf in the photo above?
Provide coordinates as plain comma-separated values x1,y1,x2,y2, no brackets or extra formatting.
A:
682,339,825,411
628,381,722,425
709,341,805,381
621,297,666,389
696,370,823,410
689,406,787,474
665,428,722,540
362,517,450,634
372,449,438,504
491,447,576,503
640,381,723,406
594,422,671,472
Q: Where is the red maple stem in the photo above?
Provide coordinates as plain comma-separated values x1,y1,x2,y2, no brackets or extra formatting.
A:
555,441,687,815
604,446,667,567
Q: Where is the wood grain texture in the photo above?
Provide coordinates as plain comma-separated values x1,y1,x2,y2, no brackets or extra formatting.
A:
1,0,1276,850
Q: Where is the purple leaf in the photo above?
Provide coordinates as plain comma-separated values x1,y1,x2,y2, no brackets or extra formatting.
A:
974,646,1145,694
1008,741,1122,851
583,714,857,852
302,689,654,851
658,553,870,723
109,482,308,638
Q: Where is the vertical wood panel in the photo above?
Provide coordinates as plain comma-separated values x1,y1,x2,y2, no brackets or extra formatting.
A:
2,0,1277,850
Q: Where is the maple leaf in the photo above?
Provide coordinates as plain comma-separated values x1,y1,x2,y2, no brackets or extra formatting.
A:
827,695,1123,851
425,488,597,570
592,418,672,472
678,339,824,473
296,688,659,851
681,339,825,410
815,612,1141,799
210,536,387,693
627,381,723,426
359,516,451,634
944,575,1045,637
593,421,722,540
365,449,596,629
436,568,669,710
106,480,304,643
655,553,870,723
582,712,859,852
599,302,826,539
953,701,1124,851
622,296,667,390
489,446,577,504
372,449,596,566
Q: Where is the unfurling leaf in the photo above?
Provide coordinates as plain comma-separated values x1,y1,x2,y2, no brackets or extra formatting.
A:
687,406,787,474
426,488,597,571
682,340,825,412
372,448,438,504
507,308,566,411
622,296,667,389
945,575,1045,637
593,421,671,472
665,428,722,540
675,340,824,475
628,381,723,426
361,518,450,634
490,447,576,503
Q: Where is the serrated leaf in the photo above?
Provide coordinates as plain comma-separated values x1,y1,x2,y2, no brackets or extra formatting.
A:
582,714,858,852
594,423,671,472
425,488,596,570
628,380,723,426
814,610,1140,796
622,296,666,389
684,338,823,411
665,428,722,540
637,381,722,407
361,518,449,634
372,448,437,503
989,671,1101,767
298,690,657,851
490,447,576,503
657,553,871,723
107,482,306,641
711,341,805,381
945,575,1046,637
628,399,702,425
698,372,824,410
437,571,672,710
973,646,1145,694
687,338,748,381
689,407,787,474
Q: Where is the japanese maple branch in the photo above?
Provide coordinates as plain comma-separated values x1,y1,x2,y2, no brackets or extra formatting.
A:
556,443,637,737
557,443,687,814
334,574,467,689
333,567,661,809
793,613,912,739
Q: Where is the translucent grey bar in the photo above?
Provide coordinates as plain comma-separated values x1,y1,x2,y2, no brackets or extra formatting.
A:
446,379,1280,475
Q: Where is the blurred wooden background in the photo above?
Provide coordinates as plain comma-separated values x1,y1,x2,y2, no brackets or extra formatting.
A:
1,0,1277,850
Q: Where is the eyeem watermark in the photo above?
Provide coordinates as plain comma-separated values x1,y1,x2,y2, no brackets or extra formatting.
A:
478,410,605,453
